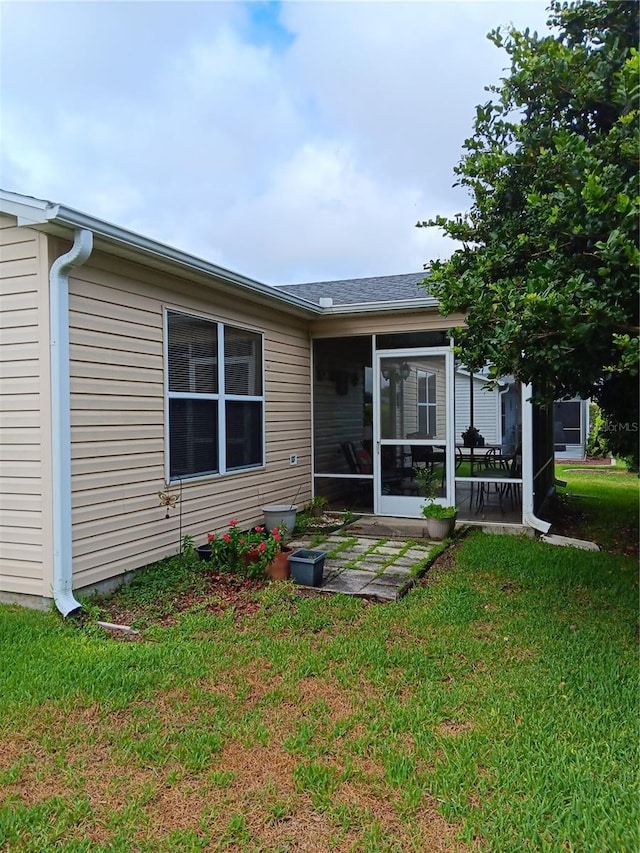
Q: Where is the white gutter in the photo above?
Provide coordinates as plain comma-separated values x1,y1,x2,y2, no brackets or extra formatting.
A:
318,297,439,314
521,382,551,533
51,228,94,616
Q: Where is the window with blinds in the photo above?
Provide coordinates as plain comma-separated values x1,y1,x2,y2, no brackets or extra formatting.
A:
166,310,264,479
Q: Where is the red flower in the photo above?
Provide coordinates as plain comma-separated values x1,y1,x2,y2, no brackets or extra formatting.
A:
223,533,231,543
255,525,264,532
258,541,266,552
271,528,280,536
229,519,238,526
273,531,281,541
207,532,215,543
239,538,245,545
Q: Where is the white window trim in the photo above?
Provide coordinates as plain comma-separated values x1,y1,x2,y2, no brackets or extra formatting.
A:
163,307,266,483
417,368,437,436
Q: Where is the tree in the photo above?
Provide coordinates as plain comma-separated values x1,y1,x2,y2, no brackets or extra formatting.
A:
420,0,639,465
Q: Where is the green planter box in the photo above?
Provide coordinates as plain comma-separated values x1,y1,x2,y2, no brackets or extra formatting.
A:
288,549,326,587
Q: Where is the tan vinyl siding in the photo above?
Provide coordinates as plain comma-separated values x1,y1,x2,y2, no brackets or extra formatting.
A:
309,310,466,338
0,215,51,600
67,251,312,591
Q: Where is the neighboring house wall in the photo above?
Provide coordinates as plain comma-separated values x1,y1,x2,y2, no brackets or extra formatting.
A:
64,248,312,594
0,216,53,602
454,373,501,445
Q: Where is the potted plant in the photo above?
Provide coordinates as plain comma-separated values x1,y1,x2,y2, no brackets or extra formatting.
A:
417,468,457,540
199,520,291,580
308,495,328,518
421,502,457,540
462,426,485,448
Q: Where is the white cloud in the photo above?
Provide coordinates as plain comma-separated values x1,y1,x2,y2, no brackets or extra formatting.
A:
0,0,551,283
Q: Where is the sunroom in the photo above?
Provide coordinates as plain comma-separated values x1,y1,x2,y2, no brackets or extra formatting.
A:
307,329,552,530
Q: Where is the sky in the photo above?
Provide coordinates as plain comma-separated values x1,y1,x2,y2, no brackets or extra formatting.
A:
0,0,552,285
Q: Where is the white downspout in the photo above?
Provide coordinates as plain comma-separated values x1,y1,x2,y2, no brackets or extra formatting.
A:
50,229,93,616
521,382,551,533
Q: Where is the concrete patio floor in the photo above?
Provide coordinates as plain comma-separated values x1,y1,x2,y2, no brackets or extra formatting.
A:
286,525,439,602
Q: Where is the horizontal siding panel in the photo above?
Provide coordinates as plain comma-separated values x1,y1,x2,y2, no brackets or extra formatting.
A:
71,344,161,371
0,477,42,495
0,224,39,244
72,451,161,476
0,410,41,429
72,438,164,459
72,424,163,443
70,327,162,357
0,326,39,346
0,342,40,362
0,573,43,593
0,359,39,379
1,376,40,393
1,510,41,529
0,290,38,312
70,292,160,330
69,276,163,316
73,465,165,492
69,310,163,343
0,427,40,445
0,492,43,512
0,444,41,462
73,546,177,588
0,541,41,561
72,479,164,509
0,240,38,263
71,410,163,427
0,274,39,297
70,360,163,384
0,393,40,412
0,525,42,545
0,308,38,330
70,378,162,398
0,460,41,478
0,259,42,280
71,392,164,410
74,493,168,525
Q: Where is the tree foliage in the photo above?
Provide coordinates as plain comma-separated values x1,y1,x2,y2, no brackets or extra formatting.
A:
420,0,639,463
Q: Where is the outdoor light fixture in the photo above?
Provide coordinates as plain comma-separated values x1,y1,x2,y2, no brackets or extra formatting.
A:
382,362,411,382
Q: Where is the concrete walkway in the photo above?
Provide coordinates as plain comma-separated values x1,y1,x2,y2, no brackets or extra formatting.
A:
287,527,439,602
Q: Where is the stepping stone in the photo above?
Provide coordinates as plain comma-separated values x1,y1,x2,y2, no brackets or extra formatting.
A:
321,569,377,594
358,580,404,602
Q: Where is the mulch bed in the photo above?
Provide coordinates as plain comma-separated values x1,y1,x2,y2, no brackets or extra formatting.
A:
92,570,268,632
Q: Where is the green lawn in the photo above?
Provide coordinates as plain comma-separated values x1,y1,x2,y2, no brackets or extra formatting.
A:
1,468,638,852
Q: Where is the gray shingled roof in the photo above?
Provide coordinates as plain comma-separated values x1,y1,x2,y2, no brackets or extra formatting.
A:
275,271,431,306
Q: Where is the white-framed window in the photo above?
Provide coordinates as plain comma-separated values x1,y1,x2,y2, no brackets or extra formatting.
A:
165,309,264,480
417,369,437,436
554,400,582,446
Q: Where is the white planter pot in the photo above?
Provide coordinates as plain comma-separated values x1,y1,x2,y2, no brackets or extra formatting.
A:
262,504,298,537
425,514,457,540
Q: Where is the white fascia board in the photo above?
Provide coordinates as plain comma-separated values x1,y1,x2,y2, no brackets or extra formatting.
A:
319,298,440,314
0,189,58,225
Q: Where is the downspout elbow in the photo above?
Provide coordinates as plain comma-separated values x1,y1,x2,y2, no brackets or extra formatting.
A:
51,229,93,616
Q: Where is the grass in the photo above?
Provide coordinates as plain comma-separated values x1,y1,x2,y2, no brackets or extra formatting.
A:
0,467,638,851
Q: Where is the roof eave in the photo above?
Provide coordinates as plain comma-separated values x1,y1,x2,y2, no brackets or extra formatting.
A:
0,190,322,318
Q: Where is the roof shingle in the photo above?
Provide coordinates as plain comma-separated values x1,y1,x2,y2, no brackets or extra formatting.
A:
275,271,431,306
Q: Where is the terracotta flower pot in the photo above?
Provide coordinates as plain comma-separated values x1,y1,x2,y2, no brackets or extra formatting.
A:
243,547,261,567
265,546,292,581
